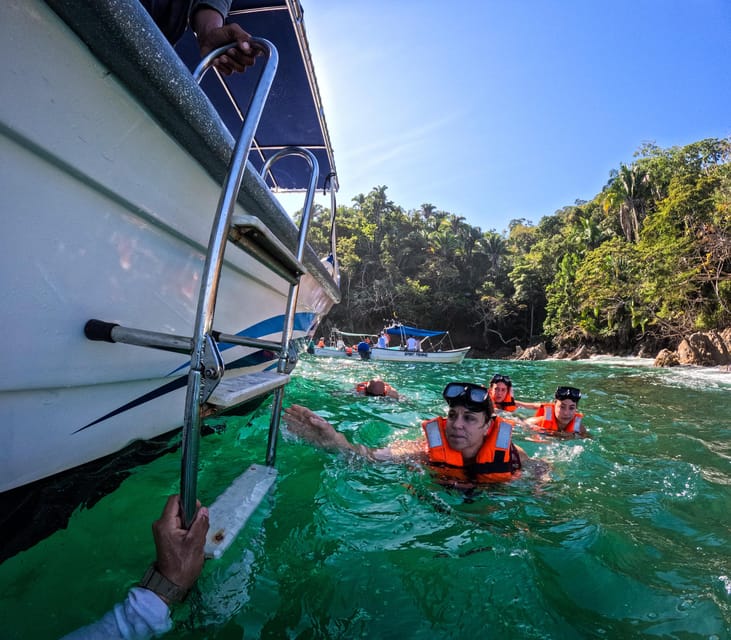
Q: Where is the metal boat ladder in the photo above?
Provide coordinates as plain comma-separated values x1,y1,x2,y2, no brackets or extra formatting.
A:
84,39,334,558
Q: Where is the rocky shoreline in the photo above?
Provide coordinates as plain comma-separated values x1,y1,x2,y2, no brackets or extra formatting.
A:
510,328,731,368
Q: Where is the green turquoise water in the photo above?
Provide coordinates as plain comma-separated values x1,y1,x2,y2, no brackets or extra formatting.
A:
2,357,730,639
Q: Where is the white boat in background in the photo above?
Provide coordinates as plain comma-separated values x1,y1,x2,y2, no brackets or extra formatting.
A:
368,346,470,364
0,0,340,497
314,346,471,364
314,324,471,364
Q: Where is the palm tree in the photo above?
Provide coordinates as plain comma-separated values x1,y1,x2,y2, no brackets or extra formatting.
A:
481,232,508,274
418,203,437,224
602,163,649,243
351,193,365,210
578,216,603,250
428,228,460,259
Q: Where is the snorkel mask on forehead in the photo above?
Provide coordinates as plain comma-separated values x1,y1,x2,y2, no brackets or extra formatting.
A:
490,374,512,387
555,386,581,402
442,382,493,413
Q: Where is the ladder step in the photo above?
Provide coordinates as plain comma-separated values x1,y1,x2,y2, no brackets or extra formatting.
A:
207,370,290,409
204,463,278,559
229,214,306,284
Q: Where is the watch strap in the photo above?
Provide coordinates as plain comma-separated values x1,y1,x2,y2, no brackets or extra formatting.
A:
139,563,189,603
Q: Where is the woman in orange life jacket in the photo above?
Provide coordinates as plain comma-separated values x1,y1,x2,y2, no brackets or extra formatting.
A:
526,386,590,438
354,379,401,399
282,382,530,485
422,382,527,485
488,374,542,413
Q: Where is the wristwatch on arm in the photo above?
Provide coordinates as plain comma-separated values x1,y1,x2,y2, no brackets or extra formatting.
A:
139,564,189,604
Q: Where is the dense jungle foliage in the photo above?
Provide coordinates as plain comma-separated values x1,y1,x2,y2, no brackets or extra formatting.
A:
303,137,731,355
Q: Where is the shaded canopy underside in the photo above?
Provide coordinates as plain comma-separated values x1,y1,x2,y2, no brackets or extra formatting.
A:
175,0,337,193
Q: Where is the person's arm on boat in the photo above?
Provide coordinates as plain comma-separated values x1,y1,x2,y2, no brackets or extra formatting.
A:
283,404,422,461
60,495,209,640
191,2,260,76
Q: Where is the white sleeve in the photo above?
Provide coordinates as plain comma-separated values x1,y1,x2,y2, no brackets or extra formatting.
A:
60,587,172,640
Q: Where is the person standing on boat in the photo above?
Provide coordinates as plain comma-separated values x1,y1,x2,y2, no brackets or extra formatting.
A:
488,374,542,412
405,335,420,352
376,332,388,349
356,339,371,360
284,382,535,485
61,495,209,640
140,0,259,75
526,386,590,438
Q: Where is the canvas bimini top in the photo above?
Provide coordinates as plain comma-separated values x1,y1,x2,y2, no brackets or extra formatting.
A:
385,324,446,338
175,0,338,193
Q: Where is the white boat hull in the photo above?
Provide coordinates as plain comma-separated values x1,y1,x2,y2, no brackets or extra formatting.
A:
0,1,336,492
313,347,470,364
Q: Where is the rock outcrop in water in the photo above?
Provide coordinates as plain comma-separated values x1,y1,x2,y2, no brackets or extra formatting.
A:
507,327,731,367
566,345,592,360
654,348,680,367
515,342,548,361
653,328,731,367
504,327,731,366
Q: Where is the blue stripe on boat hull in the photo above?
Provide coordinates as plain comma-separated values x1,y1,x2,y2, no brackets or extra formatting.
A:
76,312,315,433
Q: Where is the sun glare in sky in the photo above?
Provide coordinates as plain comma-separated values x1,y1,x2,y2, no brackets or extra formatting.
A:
282,0,731,233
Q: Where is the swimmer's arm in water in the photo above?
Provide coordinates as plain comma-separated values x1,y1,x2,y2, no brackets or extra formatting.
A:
283,404,422,461
514,400,543,410
504,415,533,429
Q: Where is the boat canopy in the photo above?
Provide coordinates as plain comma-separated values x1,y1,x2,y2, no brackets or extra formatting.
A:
385,325,446,338
175,0,337,193
333,325,448,339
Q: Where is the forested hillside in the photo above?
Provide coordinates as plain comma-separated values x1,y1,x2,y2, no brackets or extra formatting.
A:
303,138,731,355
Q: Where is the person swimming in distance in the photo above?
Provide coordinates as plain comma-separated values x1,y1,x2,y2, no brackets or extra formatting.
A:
354,379,401,399
488,374,542,412
525,386,590,438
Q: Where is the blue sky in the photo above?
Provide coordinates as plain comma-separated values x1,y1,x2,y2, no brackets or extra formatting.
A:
285,1,731,234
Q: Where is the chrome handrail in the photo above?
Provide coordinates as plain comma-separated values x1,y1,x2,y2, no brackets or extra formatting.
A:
258,147,319,465
260,147,319,266
180,38,278,527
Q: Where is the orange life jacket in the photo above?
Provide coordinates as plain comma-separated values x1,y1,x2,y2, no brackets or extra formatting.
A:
355,382,394,397
491,390,517,412
533,404,584,433
421,416,521,483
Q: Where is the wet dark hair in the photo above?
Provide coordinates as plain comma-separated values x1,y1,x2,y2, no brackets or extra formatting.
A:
365,380,386,396
489,374,512,388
